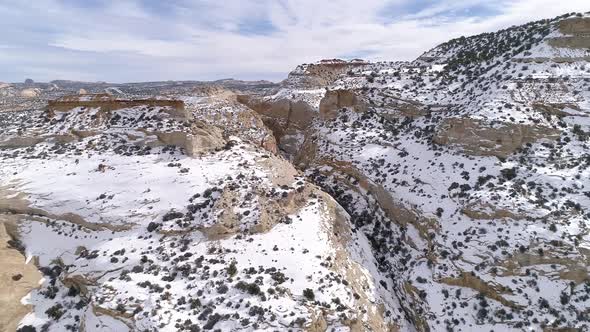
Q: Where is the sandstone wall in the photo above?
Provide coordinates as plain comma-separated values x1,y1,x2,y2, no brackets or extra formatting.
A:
0,221,42,332
548,17,590,49
48,99,186,118
433,118,561,158
237,95,316,157
319,89,366,120
287,61,367,88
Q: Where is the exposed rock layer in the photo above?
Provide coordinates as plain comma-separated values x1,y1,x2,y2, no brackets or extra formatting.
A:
433,118,561,158
0,220,42,332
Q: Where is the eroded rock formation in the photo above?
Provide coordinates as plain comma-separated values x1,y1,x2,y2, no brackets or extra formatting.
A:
0,220,42,332
319,89,366,120
433,117,561,158
548,17,590,49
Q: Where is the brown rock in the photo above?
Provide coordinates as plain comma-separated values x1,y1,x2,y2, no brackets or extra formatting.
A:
498,246,590,285
433,118,560,158
462,202,525,220
154,121,225,157
237,95,316,129
548,36,590,49
48,94,187,119
533,102,582,117
547,17,590,50
187,95,278,154
237,95,316,157
557,17,590,35
0,221,42,332
286,60,367,88
439,272,522,309
319,90,366,120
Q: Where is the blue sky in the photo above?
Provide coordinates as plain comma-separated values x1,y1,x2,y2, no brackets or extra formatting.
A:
0,0,588,83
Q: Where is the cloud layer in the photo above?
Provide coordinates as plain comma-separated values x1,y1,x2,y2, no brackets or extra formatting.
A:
0,0,588,82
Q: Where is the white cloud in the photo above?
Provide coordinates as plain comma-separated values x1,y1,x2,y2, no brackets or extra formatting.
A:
0,0,588,82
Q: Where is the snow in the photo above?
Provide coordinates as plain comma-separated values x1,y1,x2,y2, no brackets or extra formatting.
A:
3,11,590,332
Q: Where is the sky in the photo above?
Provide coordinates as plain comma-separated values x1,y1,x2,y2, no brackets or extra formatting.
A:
0,0,588,83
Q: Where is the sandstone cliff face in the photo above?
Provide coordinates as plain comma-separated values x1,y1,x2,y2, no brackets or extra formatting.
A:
237,95,316,129
558,17,590,34
548,36,590,49
186,91,279,154
0,102,403,331
153,121,226,157
0,220,42,332
547,17,590,50
319,89,366,120
47,96,187,119
237,88,370,164
237,94,316,157
433,118,561,158
285,60,368,89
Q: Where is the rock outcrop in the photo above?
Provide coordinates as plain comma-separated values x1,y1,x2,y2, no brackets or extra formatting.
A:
237,95,316,156
433,118,561,158
47,94,187,118
237,95,316,129
319,89,366,120
547,17,590,49
2,99,230,158
187,90,279,153
533,102,582,117
19,88,40,98
153,121,226,157
0,220,42,332
284,59,368,88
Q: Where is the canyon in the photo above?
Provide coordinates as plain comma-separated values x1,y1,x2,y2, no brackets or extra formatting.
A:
1,11,590,332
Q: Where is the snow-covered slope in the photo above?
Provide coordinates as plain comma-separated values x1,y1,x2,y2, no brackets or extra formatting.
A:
235,12,590,332
0,103,401,331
